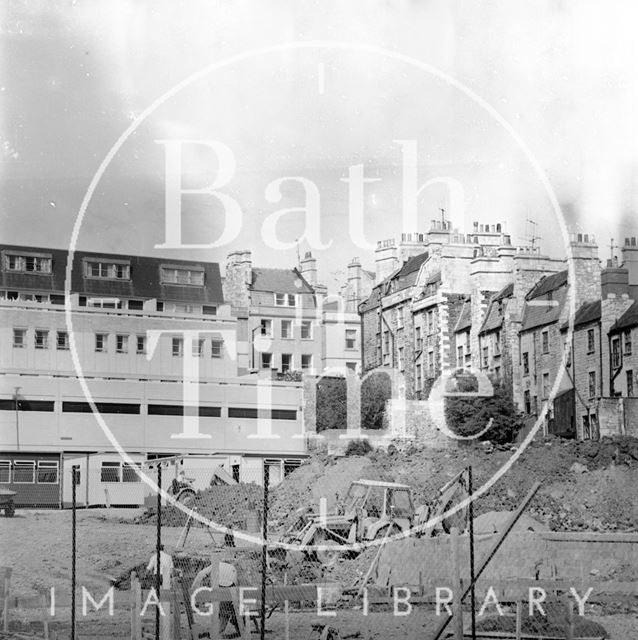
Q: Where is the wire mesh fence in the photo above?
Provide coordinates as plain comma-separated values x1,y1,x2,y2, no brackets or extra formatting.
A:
0,458,628,639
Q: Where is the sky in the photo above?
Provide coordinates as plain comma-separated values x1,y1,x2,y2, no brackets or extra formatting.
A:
2,0,638,289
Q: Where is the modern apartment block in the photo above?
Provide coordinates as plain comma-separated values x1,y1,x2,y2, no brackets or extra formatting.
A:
0,244,306,506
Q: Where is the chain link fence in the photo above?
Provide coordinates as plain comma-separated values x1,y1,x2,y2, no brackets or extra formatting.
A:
0,458,626,639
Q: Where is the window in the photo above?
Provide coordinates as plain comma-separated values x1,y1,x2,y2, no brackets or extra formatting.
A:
122,463,140,483
203,305,217,315
274,293,295,306
346,362,357,372
192,338,204,358
211,340,223,358
611,337,621,369
88,298,120,309
160,266,204,285
301,354,312,370
163,302,201,315
85,260,130,280
34,329,49,349
457,345,464,369
116,334,128,354
37,461,59,484
95,333,107,353
542,372,550,399
427,309,435,334
54,331,68,350
415,326,422,351
588,371,597,399
494,331,501,356
345,329,357,350
281,353,292,373
624,330,632,356
523,352,529,376
301,321,312,339
397,306,404,328
5,253,52,274
136,335,146,354
427,350,435,377
383,330,390,354
482,346,489,369
281,320,292,339
398,347,404,371
172,337,183,357
13,328,26,348
541,330,549,354
128,299,143,310
260,319,272,337
100,462,121,483
524,390,531,414
13,460,35,483
0,461,9,483
627,370,634,396
587,328,595,354
416,364,422,390
261,352,272,369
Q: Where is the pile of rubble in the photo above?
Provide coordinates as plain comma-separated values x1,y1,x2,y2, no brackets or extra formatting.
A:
271,436,638,534
135,483,263,528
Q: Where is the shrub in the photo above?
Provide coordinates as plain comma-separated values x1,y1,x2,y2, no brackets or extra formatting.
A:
344,439,374,456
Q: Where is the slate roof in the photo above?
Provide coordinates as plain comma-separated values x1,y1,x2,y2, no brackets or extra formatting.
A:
250,267,314,295
526,270,568,300
359,284,383,313
561,299,601,331
0,244,224,304
454,298,472,333
521,270,568,332
610,300,638,333
479,283,514,335
359,252,429,311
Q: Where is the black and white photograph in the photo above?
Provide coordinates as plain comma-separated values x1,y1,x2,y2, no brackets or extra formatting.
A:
1,1,637,638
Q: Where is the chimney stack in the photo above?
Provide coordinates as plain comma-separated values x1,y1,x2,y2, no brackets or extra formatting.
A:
223,250,252,310
375,238,398,282
621,237,638,288
300,251,317,286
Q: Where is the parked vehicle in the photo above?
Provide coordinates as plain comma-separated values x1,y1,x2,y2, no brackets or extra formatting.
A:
279,471,468,565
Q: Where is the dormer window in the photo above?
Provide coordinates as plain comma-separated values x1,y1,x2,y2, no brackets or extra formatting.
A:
160,265,204,285
274,293,296,307
84,259,130,280
4,252,52,274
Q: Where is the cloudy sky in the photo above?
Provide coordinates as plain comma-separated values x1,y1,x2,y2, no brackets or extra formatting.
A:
2,0,638,286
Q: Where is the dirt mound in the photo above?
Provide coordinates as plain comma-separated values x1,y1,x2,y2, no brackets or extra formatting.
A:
135,483,263,528
270,454,393,527
271,436,638,534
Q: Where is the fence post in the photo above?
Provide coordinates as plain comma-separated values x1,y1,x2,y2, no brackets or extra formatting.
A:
156,463,162,640
260,464,269,640
130,572,141,640
565,597,574,640
467,465,476,640
71,465,78,640
451,527,464,640
515,599,522,640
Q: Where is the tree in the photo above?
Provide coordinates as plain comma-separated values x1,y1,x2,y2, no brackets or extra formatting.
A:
316,376,347,432
361,371,392,430
444,382,524,444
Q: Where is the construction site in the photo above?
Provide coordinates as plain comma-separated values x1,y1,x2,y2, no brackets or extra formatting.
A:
1,435,637,639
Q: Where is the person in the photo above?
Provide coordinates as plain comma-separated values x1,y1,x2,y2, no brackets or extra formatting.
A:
191,561,240,637
146,544,174,590
224,524,236,548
